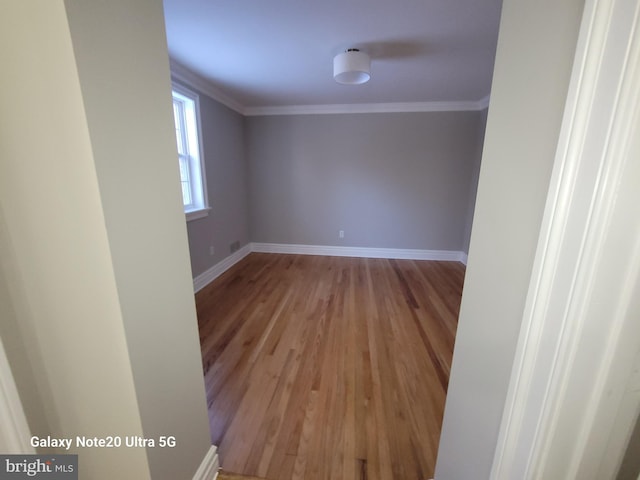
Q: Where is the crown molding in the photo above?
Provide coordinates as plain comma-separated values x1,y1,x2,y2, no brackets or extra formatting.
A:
169,58,491,116
477,94,491,110
244,100,487,116
169,58,245,115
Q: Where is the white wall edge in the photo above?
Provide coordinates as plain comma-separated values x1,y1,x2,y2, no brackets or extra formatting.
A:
490,0,640,478
193,244,252,293
0,335,34,454
192,445,219,480
460,252,469,266
250,242,465,262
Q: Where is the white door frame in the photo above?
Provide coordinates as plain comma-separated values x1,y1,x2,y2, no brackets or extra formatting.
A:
490,0,640,478
0,334,34,453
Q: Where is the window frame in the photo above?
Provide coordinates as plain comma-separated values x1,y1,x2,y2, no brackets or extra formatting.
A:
171,82,209,221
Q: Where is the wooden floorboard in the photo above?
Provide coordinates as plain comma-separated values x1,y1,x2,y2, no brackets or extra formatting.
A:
196,253,465,480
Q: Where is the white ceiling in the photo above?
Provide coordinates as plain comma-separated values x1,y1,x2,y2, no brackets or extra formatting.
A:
162,0,502,110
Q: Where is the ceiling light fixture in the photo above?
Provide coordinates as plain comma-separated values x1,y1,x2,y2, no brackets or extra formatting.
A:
333,48,371,85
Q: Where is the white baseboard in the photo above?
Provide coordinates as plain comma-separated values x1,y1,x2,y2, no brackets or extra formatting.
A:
251,242,466,262
193,244,251,293
193,242,466,294
192,445,219,480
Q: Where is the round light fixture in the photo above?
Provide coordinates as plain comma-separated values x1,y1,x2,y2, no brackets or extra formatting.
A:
333,48,371,85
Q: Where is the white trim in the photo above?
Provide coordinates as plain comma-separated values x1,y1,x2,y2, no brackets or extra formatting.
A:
172,82,210,217
193,243,466,293
170,59,245,115
250,242,465,262
0,335,34,454
243,100,487,116
193,244,252,293
477,94,491,110
186,208,211,222
490,0,640,478
192,445,219,480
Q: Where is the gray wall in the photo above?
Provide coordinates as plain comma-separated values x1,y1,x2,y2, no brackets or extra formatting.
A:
461,107,488,254
64,1,213,478
180,86,250,278
246,112,485,251
0,0,213,478
435,0,585,478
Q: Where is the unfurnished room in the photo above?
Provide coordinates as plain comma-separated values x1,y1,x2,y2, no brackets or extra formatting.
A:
2,1,639,480
163,1,494,479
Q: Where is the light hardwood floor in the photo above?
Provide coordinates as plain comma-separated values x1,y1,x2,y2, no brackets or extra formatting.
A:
196,253,465,480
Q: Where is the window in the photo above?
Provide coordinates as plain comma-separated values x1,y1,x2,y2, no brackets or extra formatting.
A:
172,84,208,221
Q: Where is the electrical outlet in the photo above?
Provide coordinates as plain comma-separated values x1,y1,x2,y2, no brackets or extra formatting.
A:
209,246,215,256
339,230,345,239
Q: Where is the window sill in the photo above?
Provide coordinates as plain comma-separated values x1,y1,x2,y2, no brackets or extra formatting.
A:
186,208,210,222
